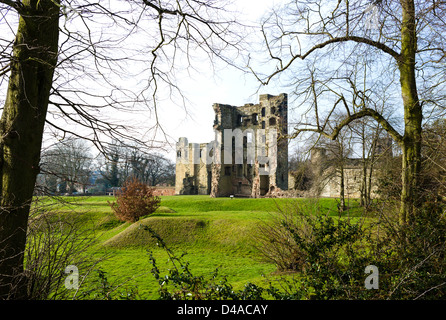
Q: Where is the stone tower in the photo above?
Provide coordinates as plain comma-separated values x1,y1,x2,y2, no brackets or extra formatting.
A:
175,93,288,197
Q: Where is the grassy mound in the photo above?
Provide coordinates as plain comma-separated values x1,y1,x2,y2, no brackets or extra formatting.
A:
101,214,261,250
102,216,208,248
39,195,359,251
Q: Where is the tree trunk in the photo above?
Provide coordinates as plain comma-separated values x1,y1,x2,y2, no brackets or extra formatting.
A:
361,160,367,207
339,162,346,212
367,160,374,208
366,135,378,210
398,0,422,225
360,130,367,208
0,1,59,298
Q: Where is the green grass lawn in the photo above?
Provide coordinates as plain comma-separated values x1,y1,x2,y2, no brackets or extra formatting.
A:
34,195,364,299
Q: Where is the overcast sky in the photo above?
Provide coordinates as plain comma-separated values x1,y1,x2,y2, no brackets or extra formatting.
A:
0,0,293,161
155,0,289,160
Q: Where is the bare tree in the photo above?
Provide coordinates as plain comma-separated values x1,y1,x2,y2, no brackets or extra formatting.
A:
419,119,446,200
128,149,174,186
348,79,395,209
0,0,246,298
353,118,381,208
97,141,127,189
250,0,446,225
315,118,354,212
141,153,175,186
40,137,93,195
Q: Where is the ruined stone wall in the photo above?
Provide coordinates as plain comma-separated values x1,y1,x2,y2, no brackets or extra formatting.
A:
152,187,176,196
212,93,289,197
175,138,211,195
317,166,379,199
175,137,190,195
176,93,289,197
259,93,289,193
303,146,383,199
176,93,392,199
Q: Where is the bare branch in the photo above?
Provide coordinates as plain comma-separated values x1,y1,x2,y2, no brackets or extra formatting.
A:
291,108,404,147
259,35,401,86
0,0,23,12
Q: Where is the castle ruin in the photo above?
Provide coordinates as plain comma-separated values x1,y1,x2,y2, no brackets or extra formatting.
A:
175,92,393,200
175,93,288,197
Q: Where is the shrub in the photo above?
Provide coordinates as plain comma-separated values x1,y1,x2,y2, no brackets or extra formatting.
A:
75,268,140,300
255,201,374,299
255,198,446,300
109,178,161,223
12,199,104,300
139,197,446,300
373,198,446,299
142,225,266,300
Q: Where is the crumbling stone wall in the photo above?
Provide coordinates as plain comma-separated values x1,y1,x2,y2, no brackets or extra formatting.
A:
175,93,289,197
152,187,175,196
175,138,212,195
290,139,393,199
209,163,220,198
251,160,261,198
175,93,389,200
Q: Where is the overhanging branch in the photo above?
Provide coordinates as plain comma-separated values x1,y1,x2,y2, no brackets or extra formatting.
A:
259,35,401,86
0,0,23,13
291,108,404,146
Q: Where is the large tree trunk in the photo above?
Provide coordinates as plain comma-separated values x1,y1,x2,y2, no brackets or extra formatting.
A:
398,0,422,225
0,1,59,299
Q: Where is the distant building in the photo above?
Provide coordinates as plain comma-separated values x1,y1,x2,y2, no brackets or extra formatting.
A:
290,137,394,199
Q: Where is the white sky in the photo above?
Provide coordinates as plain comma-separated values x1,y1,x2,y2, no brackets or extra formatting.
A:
0,0,302,162
0,1,429,167
138,0,290,160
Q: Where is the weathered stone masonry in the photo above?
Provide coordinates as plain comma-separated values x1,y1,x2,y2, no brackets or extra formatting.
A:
175,93,289,197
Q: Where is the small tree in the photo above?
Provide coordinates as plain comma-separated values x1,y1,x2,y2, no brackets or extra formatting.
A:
109,178,160,223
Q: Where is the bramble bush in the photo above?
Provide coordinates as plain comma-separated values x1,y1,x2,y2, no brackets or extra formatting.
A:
376,197,446,299
109,178,161,223
141,225,266,300
138,196,446,300
254,203,376,299
255,199,446,300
